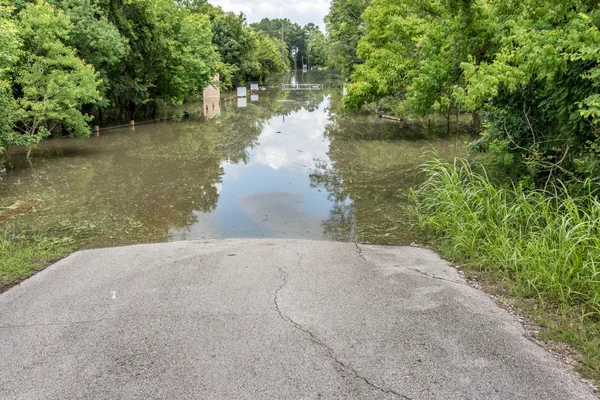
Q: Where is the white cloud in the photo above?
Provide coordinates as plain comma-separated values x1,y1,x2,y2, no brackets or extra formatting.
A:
209,0,329,28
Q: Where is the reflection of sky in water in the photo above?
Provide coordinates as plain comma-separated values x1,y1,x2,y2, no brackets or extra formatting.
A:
169,94,343,240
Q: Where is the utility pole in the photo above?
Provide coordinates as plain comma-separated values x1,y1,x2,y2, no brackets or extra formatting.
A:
281,24,285,64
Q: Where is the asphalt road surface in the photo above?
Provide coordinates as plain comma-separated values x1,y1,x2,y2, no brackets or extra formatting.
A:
0,239,596,399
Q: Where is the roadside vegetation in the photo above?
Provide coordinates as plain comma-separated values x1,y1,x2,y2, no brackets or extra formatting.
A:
324,0,600,383
0,234,74,289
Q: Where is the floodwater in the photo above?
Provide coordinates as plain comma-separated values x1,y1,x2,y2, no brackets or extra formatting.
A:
0,72,469,248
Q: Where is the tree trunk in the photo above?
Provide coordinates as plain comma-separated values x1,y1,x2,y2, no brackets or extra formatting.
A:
128,101,137,120
472,110,480,130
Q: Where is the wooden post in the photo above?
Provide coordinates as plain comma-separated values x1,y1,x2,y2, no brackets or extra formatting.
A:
130,120,135,131
94,126,100,136
400,119,405,128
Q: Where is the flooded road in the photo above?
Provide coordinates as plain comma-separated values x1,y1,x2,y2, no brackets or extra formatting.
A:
0,72,467,248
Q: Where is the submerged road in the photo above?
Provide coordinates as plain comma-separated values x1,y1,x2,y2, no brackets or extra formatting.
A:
0,239,596,399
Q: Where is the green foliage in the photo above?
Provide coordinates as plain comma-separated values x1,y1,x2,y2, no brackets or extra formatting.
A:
96,0,219,115
344,0,491,116
0,3,20,152
307,28,328,69
0,0,294,150
160,12,218,103
212,12,258,86
14,1,101,146
211,13,288,86
411,157,600,318
252,30,288,80
325,0,370,78
343,0,600,186
46,0,126,105
250,18,327,70
456,0,600,186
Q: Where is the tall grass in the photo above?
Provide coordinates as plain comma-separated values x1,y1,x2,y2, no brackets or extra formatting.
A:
410,158,600,319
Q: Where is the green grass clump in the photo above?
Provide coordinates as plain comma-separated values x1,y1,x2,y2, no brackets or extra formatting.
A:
0,234,74,289
410,158,600,380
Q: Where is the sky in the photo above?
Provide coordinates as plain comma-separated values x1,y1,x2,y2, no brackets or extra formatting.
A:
208,0,330,28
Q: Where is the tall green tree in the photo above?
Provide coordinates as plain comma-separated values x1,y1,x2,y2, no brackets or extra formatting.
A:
250,18,315,70
252,30,288,80
307,28,328,69
212,12,260,85
158,12,218,103
213,13,287,86
0,2,20,151
325,0,370,79
344,0,491,123
14,0,101,150
95,0,219,118
46,0,126,102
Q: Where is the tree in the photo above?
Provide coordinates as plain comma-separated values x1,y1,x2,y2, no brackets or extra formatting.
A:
250,18,314,70
212,12,260,85
344,0,492,124
325,0,370,79
45,0,126,106
158,12,219,103
252,30,288,80
0,2,20,151
307,28,328,69
456,0,600,185
285,22,308,69
14,0,101,151
250,17,285,38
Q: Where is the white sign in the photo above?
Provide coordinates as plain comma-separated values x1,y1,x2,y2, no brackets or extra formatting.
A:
251,95,259,102
237,97,247,108
250,83,259,91
237,87,247,97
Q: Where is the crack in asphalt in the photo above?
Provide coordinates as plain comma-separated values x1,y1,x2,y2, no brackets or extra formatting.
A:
407,267,464,285
273,252,412,400
353,243,463,287
354,242,367,261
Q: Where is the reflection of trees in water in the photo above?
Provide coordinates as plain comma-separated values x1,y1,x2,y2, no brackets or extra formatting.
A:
313,109,466,245
273,90,328,116
1,71,349,245
322,203,355,242
1,89,293,246
310,160,355,242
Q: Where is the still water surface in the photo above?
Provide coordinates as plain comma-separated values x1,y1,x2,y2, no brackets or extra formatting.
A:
0,72,467,248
